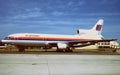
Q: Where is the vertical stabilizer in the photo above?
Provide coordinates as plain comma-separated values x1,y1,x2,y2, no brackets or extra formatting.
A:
92,19,104,34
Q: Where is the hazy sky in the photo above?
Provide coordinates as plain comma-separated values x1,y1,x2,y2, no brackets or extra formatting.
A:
0,0,120,42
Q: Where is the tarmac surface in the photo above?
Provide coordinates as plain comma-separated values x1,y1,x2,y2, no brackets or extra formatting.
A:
0,53,120,75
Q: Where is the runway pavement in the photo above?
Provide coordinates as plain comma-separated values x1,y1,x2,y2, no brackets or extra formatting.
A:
0,54,120,75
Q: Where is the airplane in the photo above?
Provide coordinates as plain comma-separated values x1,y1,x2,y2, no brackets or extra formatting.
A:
0,19,114,52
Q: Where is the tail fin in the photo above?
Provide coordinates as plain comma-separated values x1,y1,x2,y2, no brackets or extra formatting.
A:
92,19,104,34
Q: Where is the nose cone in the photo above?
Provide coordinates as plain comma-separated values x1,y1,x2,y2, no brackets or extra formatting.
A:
8,35,14,38
6,33,24,40
6,34,17,40
4,35,14,40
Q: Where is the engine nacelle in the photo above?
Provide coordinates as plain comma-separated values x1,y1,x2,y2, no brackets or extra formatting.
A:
77,29,90,34
57,43,67,49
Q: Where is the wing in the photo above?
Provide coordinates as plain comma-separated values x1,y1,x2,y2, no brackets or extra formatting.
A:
67,39,117,47
47,39,117,48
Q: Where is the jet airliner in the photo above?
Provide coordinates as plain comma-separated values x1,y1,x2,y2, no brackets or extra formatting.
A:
1,19,112,52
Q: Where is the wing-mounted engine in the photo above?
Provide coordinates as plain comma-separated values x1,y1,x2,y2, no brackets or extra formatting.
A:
57,43,67,49
56,43,72,52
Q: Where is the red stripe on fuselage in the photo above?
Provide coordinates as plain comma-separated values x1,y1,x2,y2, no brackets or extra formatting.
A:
8,36,94,41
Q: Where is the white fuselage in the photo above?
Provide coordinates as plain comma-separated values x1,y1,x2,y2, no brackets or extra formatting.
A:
6,33,102,41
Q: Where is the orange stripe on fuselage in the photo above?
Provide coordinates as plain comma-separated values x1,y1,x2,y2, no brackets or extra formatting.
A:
8,36,94,41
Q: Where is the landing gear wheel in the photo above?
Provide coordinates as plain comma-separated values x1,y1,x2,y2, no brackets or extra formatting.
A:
18,47,25,52
65,47,73,52
56,49,63,52
65,49,72,52
113,49,116,53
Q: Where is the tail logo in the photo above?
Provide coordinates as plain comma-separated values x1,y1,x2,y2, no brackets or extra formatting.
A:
96,25,102,31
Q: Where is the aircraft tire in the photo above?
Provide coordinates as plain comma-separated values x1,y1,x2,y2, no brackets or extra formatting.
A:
56,49,64,52
65,47,73,52
65,49,72,52
18,47,25,52
112,49,116,53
